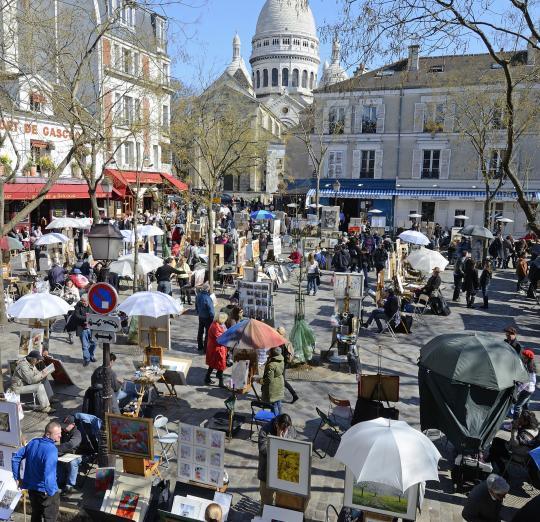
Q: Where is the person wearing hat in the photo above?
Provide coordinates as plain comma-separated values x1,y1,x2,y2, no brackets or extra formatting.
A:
503,327,522,356
462,473,509,521
9,350,55,413
420,267,442,296
56,415,82,495
512,349,537,427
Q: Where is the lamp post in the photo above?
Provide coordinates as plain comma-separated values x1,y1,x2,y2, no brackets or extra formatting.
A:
87,223,124,467
333,179,341,207
100,177,113,220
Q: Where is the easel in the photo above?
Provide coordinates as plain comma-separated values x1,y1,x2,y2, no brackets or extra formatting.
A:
29,318,50,347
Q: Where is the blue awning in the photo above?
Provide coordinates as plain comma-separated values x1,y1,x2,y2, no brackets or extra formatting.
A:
395,190,539,201
307,188,394,199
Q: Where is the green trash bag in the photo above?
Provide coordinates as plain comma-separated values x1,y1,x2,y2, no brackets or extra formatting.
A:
290,318,315,363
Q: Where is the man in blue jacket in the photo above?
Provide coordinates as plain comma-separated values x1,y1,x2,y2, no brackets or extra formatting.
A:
12,420,62,521
195,282,214,353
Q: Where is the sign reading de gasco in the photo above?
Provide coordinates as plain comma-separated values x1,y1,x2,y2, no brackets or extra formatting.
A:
0,119,73,139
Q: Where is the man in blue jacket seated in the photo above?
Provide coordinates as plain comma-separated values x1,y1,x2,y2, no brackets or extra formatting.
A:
12,420,62,521
362,287,400,333
195,282,214,353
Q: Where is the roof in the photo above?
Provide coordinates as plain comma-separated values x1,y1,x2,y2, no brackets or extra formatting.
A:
255,0,317,38
318,50,534,93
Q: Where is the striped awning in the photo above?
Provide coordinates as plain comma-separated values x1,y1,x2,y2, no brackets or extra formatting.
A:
306,188,394,200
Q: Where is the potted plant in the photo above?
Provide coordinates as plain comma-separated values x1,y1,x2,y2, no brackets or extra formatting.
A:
23,160,37,177
37,156,55,177
0,154,12,176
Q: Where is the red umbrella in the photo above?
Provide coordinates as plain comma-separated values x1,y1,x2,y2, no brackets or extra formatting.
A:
217,318,287,350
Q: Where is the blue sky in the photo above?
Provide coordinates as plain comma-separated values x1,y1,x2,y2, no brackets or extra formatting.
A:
166,0,342,87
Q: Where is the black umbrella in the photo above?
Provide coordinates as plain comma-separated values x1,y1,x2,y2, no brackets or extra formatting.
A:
419,332,528,391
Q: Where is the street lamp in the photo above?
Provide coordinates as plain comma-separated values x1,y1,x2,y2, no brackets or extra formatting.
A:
87,223,124,467
100,177,113,219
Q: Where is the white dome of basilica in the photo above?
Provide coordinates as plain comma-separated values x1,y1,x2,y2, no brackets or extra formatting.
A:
255,0,317,38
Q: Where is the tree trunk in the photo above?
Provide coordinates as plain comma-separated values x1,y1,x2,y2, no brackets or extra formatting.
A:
207,197,214,292
0,181,6,328
89,184,100,220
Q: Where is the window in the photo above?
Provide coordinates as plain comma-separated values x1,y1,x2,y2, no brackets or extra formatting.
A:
272,38,279,45
489,149,505,178
309,72,314,89
161,62,169,84
30,142,47,167
293,39,300,46
133,52,139,76
424,102,444,133
283,38,290,45
454,209,466,227
153,144,159,169
292,69,299,87
272,68,278,87
263,40,269,46
124,141,134,167
256,70,260,89
303,40,309,47
122,48,132,74
123,95,134,125
327,152,343,178
154,16,166,48
119,1,135,28
263,69,268,87
301,70,308,88
361,105,377,134
421,202,435,222
422,149,441,179
30,92,45,112
135,98,141,122
113,44,120,68
491,107,505,129
162,105,169,128
329,107,345,135
282,68,289,86
428,65,444,73
360,150,375,178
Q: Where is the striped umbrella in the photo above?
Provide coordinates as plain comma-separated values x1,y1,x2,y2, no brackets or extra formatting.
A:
217,318,287,350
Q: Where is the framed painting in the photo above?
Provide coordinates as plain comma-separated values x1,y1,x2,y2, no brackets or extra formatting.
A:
266,435,312,497
106,413,153,459
145,346,163,367
344,468,419,520
321,206,339,231
0,445,16,471
0,401,21,448
18,329,44,357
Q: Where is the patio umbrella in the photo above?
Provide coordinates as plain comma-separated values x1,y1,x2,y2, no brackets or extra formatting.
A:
420,332,528,390
217,318,287,350
406,248,449,273
368,209,383,214
0,236,24,250
120,230,135,243
46,217,80,229
460,225,494,239
454,214,469,220
34,233,69,246
118,291,182,318
496,217,514,223
250,210,275,220
8,293,73,319
138,225,164,237
408,213,422,218
109,253,163,277
398,230,430,246
335,417,441,492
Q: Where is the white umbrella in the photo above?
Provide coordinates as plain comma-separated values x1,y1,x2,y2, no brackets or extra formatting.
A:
335,417,441,492
406,247,449,273
118,291,182,318
120,230,135,243
8,293,73,319
398,230,430,246
368,209,383,214
408,213,422,219
454,214,469,220
46,217,80,229
309,203,323,208
496,217,514,223
34,233,70,246
138,225,164,237
73,217,92,229
109,253,163,277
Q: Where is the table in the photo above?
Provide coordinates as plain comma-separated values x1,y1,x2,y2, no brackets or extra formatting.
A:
123,370,164,417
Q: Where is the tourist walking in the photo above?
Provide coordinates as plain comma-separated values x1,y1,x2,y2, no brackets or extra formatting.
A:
306,253,319,296
12,420,62,522
73,294,96,366
515,253,529,292
195,283,215,353
452,250,467,301
479,259,493,309
256,347,285,415
204,313,228,387
462,257,479,308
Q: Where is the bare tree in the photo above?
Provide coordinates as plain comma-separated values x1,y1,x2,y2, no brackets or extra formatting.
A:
317,0,540,234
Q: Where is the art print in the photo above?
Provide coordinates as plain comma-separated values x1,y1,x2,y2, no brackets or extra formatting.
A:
179,444,192,461
194,447,207,465
179,424,193,444
0,414,9,433
194,428,207,447
116,490,139,520
193,465,207,483
19,329,44,356
0,489,18,510
0,403,20,448
178,461,193,482
208,467,223,487
106,414,153,459
277,449,300,483
209,450,222,468
95,467,115,492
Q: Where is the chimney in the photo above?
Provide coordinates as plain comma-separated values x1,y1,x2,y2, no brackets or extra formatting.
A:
408,44,420,71
527,35,538,66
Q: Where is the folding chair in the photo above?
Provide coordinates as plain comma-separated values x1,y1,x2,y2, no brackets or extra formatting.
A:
328,394,353,430
153,415,178,468
249,383,276,441
409,293,430,324
312,407,343,458
379,311,399,340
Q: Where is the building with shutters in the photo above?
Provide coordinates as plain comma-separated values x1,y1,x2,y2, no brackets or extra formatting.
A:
0,1,184,226
306,45,540,235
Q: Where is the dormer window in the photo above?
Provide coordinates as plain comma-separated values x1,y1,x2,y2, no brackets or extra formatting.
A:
30,92,45,112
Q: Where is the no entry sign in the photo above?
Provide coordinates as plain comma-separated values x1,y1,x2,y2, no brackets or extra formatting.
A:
87,283,118,315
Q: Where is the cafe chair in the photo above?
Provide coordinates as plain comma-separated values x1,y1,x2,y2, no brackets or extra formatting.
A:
153,415,178,467
379,311,400,340
312,407,344,459
328,394,353,430
410,293,431,324
250,400,276,441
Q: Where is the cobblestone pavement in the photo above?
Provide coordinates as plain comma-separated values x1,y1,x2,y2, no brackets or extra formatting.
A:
5,265,539,521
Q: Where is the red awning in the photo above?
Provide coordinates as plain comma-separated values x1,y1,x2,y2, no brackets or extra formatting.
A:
105,169,163,186
5,182,106,201
161,172,188,192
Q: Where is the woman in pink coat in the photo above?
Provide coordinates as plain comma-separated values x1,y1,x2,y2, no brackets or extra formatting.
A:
205,312,228,387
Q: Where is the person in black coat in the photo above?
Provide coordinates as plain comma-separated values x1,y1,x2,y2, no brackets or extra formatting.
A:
56,415,82,494
462,474,509,522
462,257,480,308
420,267,442,296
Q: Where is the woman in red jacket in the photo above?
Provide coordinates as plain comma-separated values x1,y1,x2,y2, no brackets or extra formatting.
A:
205,312,228,387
